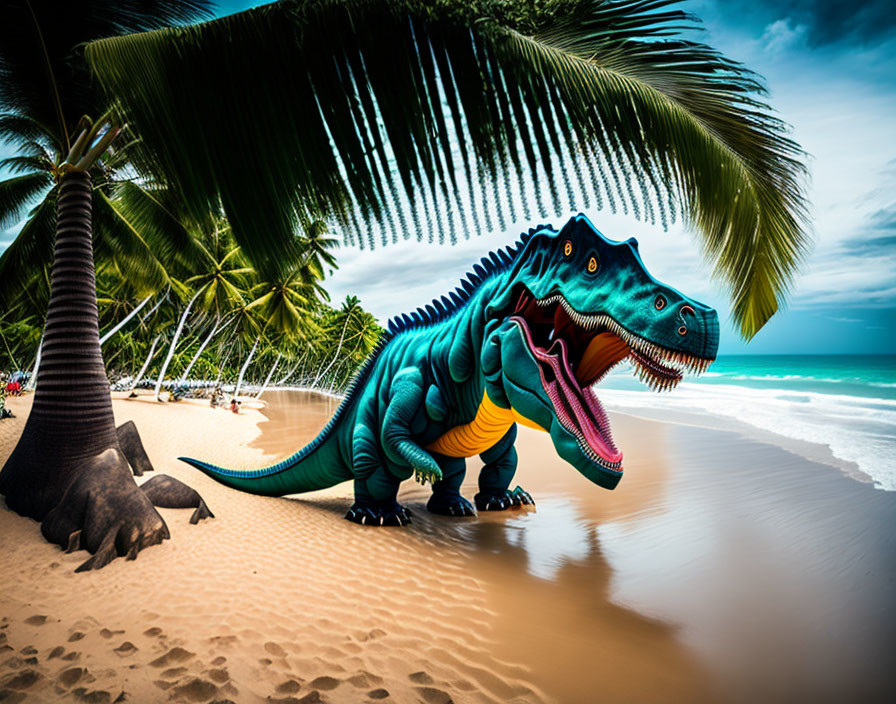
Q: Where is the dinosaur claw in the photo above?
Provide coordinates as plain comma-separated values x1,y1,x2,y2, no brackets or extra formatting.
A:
426,493,476,517
474,488,535,512
345,501,412,527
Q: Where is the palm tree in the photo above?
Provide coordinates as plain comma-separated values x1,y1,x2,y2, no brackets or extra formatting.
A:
312,295,362,388
3,0,810,570
0,0,214,570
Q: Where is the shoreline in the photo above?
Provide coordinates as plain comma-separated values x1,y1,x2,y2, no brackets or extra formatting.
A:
1,390,894,702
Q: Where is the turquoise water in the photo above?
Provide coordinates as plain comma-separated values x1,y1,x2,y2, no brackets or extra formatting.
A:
598,355,896,490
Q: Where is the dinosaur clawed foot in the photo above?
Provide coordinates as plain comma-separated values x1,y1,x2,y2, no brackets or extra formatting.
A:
426,493,475,517
345,500,413,527
474,486,536,511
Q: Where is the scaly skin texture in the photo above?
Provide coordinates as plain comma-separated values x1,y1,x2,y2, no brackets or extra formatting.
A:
180,215,719,525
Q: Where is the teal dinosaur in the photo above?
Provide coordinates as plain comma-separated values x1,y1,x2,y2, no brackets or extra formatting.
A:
180,215,719,525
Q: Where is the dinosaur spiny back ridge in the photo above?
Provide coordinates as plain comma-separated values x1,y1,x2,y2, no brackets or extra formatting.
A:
385,225,556,336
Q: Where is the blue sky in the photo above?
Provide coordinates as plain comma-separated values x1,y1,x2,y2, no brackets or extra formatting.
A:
3,1,895,354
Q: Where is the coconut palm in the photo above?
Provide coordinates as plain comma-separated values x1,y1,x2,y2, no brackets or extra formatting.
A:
0,0,214,571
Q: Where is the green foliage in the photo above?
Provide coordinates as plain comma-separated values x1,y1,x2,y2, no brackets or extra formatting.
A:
86,0,809,338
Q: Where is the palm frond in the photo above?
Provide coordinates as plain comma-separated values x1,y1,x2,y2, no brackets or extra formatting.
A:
0,193,56,309
0,171,53,228
92,191,171,294
0,1,214,150
86,0,810,336
110,181,197,270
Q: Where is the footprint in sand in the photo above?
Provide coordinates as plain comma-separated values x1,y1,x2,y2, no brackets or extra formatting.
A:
416,687,454,704
348,671,383,688
368,689,390,700
48,646,65,659
142,627,163,638
210,656,227,666
207,667,229,684
2,668,42,691
308,676,341,691
71,685,117,703
161,666,188,679
275,679,302,694
57,666,86,688
408,671,434,685
61,651,80,661
170,677,218,702
98,628,123,639
19,646,36,656
68,632,85,642
23,615,47,626
263,641,288,658
149,647,194,668
112,642,137,657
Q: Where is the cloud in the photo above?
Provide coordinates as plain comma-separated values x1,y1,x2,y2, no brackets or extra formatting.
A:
770,0,896,46
760,19,808,53
705,0,896,48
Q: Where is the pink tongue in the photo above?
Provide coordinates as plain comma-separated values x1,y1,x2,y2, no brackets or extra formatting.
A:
542,340,622,463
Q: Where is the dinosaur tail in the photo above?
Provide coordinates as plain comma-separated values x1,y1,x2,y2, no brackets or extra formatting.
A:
179,433,350,497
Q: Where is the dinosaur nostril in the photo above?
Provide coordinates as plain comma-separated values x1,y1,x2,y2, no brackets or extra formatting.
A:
680,305,695,317
678,326,687,336
654,295,666,310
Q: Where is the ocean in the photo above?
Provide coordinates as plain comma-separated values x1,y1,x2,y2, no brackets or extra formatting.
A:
598,354,896,491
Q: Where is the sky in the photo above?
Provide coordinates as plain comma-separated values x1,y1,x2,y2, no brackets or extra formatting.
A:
3,0,895,355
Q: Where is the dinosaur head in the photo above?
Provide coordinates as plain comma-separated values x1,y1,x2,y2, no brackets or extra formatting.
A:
482,215,719,489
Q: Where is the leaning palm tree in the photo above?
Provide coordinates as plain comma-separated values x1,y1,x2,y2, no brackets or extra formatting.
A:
4,0,810,570
0,0,214,570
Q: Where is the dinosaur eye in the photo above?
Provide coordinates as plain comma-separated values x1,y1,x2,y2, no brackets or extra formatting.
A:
587,256,598,273
655,295,666,310
563,240,573,257
678,325,687,336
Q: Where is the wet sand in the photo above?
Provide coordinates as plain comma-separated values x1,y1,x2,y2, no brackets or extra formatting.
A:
255,390,896,704
0,389,894,703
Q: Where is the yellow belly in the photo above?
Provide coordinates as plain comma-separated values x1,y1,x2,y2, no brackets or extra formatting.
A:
426,391,546,458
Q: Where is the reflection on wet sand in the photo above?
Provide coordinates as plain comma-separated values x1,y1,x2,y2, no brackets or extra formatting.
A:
254,390,715,702
254,390,896,704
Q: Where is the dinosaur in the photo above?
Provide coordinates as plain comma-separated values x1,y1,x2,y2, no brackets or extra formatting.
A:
180,215,719,525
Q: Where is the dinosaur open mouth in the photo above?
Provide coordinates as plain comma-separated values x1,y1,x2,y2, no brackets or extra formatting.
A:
507,288,712,472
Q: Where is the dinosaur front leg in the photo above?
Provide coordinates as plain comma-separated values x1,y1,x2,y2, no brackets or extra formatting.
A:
381,369,443,485
475,425,535,511
426,454,474,517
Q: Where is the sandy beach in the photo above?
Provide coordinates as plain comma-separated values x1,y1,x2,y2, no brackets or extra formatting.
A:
1,390,894,703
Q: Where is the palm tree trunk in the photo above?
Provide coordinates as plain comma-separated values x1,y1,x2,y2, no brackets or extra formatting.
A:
255,355,281,399
0,172,171,571
179,316,228,385
129,334,161,392
154,289,201,401
313,316,350,387
233,337,259,398
99,293,153,346
275,357,303,386
25,332,45,391
214,334,237,386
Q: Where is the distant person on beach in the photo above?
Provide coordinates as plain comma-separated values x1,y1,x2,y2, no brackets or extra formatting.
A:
5,379,22,397
230,398,241,414
0,387,12,419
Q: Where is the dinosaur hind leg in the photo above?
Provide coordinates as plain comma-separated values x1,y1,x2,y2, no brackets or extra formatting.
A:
427,455,474,517
345,469,411,527
140,474,214,524
475,425,534,511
